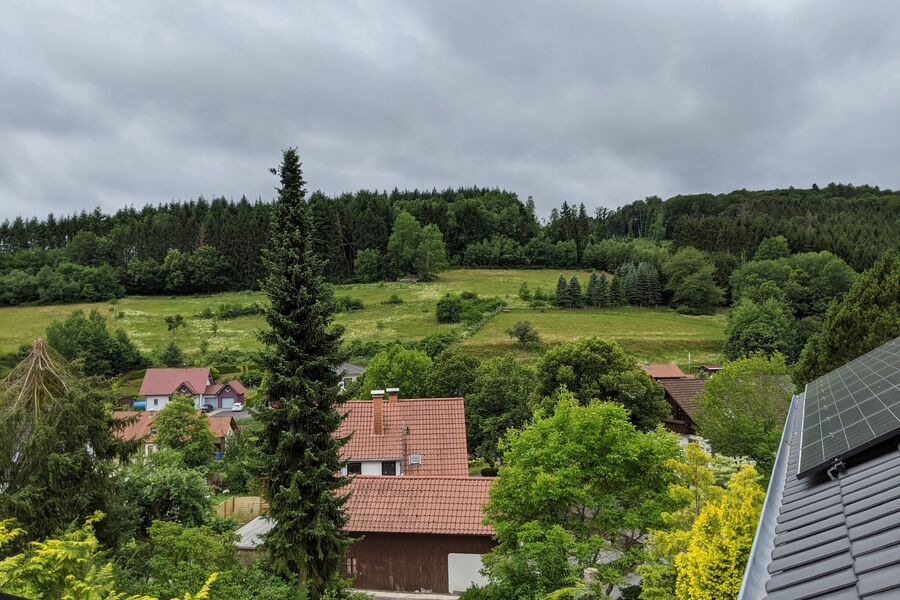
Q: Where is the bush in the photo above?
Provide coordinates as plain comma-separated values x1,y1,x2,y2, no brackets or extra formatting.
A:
216,302,263,319
417,331,461,358
676,305,716,316
459,584,502,600
436,294,464,323
334,296,364,312
384,294,404,305
239,370,264,388
460,290,478,300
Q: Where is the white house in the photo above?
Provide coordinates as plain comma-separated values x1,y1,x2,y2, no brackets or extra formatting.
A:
138,367,246,411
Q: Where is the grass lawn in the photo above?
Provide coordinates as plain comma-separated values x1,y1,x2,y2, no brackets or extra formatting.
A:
0,269,726,368
461,307,728,369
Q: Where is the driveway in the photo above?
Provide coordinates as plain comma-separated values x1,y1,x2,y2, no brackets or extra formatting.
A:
210,408,251,420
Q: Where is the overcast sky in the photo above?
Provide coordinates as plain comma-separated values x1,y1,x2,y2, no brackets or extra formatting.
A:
2,1,899,221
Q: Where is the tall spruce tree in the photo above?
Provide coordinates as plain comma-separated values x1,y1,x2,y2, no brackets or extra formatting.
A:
254,149,350,597
568,275,583,308
587,271,600,307
598,272,610,307
555,274,568,307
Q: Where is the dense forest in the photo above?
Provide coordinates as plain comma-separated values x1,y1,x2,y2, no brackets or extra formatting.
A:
0,183,897,305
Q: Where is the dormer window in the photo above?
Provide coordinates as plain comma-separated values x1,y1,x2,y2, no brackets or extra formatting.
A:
381,461,397,476
347,462,362,475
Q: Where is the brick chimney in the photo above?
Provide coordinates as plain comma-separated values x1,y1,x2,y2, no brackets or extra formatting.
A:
371,389,384,435
386,387,399,403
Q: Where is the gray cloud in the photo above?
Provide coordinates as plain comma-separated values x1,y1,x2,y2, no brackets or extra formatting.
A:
2,0,899,220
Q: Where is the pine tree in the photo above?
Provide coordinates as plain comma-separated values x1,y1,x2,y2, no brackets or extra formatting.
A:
555,274,568,307
568,275,583,308
254,149,350,597
159,340,184,367
586,271,600,307
597,272,610,307
610,275,627,306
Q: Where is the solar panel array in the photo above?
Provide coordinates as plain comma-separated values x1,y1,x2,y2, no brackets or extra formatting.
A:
797,337,900,479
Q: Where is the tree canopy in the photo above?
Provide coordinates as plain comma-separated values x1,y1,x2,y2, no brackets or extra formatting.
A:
794,252,900,385
482,392,680,598
537,337,670,430
697,354,793,477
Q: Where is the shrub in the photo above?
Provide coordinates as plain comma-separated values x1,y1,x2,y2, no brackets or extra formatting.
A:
216,302,263,319
417,331,461,358
460,290,478,300
383,294,404,305
239,370,264,387
436,294,464,323
334,296,364,312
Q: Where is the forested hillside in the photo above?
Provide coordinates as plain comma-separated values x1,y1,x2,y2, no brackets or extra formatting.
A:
0,183,896,305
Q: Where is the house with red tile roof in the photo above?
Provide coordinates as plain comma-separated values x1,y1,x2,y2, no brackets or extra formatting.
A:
336,388,469,477
112,410,237,459
138,367,245,411
236,475,494,593
234,387,494,593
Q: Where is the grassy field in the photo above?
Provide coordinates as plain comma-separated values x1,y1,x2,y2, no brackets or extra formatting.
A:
0,269,727,369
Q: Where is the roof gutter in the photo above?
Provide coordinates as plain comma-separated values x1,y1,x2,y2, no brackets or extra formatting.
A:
738,392,802,600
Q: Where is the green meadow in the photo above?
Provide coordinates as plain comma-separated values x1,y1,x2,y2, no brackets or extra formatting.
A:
0,269,727,370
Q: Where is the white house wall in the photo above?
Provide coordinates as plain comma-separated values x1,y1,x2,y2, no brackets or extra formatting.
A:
145,396,169,411
448,553,488,593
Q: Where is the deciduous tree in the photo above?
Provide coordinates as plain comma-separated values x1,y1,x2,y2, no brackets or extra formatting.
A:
154,394,216,468
358,344,432,398
794,253,900,384
482,392,679,598
537,337,670,430
697,354,792,477
466,355,536,466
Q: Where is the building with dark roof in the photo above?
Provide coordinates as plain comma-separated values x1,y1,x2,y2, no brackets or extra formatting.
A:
659,378,705,435
740,337,900,600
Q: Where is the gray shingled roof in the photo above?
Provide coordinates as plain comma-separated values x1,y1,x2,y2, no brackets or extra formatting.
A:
740,391,900,599
335,362,365,377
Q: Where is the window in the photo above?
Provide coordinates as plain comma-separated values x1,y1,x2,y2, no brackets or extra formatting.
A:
381,461,397,476
153,398,158,407
347,462,362,475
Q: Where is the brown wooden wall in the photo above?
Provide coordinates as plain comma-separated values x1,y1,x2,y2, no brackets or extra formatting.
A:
344,532,494,593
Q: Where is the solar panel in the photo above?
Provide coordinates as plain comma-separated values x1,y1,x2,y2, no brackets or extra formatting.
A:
797,337,900,479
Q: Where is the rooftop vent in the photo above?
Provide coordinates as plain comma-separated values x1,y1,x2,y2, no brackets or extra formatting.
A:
408,453,422,465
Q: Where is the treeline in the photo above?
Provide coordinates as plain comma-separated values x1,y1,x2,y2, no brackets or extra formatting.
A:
1,183,897,305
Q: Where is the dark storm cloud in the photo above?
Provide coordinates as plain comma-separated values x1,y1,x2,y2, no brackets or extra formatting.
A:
2,0,900,220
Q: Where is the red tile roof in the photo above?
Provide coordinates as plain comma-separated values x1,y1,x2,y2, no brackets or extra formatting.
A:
207,415,237,439
112,410,234,442
112,410,155,441
337,398,469,477
343,476,494,536
139,368,212,396
640,363,687,379
659,378,706,421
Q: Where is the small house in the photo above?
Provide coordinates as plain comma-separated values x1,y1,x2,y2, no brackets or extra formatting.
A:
138,368,246,411
336,388,469,477
334,362,365,390
112,410,237,459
